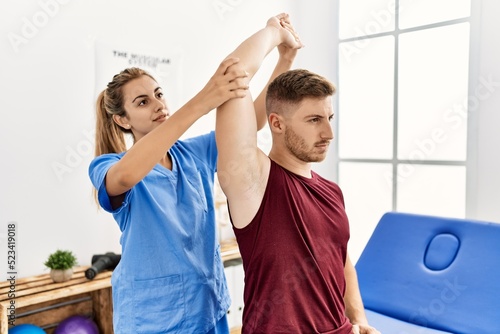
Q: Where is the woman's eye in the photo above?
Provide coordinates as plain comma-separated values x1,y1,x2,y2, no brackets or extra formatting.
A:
139,99,147,106
157,92,163,99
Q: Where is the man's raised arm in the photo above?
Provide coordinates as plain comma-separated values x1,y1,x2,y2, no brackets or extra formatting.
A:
216,14,301,228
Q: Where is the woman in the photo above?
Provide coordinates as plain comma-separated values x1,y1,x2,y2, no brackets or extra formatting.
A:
89,59,248,333
88,15,299,334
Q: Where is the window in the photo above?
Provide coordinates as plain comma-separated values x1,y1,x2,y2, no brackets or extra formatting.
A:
337,0,471,260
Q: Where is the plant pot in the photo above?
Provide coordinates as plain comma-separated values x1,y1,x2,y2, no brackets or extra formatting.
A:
50,268,74,283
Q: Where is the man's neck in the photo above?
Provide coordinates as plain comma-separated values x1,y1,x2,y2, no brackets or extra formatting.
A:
268,149,312,178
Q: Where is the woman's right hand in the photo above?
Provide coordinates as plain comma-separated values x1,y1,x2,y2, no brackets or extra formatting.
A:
192,57,249,114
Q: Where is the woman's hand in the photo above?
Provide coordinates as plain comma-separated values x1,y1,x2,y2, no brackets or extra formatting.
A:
192,57,249,114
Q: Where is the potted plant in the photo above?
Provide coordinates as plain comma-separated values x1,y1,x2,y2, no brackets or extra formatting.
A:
44,249,77,283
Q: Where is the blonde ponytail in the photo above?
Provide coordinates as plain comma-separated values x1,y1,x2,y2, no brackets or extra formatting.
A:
95,90,127,156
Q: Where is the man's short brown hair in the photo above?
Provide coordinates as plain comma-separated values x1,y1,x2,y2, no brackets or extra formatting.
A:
266,69,336,116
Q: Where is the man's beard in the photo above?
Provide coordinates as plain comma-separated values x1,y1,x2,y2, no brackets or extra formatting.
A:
284,127,328,163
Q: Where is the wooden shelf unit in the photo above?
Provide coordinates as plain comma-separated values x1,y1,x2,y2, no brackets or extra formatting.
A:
0,243,241,333
0,267,112,333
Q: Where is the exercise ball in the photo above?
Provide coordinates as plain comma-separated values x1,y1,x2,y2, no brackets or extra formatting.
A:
8,324,45,334
54,315,99,334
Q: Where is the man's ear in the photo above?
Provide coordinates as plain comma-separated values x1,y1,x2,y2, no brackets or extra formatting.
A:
112,114,131,130
269,113,285,134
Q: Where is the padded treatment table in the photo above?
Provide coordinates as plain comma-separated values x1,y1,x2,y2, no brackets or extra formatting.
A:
355,212,500,334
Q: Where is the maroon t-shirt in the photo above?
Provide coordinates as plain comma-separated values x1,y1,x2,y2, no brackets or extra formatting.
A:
232,159,353,334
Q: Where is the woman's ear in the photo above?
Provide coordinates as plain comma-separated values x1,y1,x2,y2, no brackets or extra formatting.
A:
269,113,285,134
112,114,131,130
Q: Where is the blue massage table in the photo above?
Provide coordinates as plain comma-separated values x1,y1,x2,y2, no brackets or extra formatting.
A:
355,212,500,334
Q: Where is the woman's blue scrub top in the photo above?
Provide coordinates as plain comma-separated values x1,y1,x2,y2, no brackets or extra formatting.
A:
89,132,230,333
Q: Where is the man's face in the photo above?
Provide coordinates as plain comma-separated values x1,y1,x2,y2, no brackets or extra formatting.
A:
283,96,334,163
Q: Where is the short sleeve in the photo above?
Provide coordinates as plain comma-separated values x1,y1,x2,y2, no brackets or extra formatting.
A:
88,153,128,213
181,131,218,172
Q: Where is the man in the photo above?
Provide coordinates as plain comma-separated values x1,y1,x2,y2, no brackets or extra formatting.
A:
216,13,379,334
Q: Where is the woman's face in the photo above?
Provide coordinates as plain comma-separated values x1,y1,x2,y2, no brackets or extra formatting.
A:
117,75,170,141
